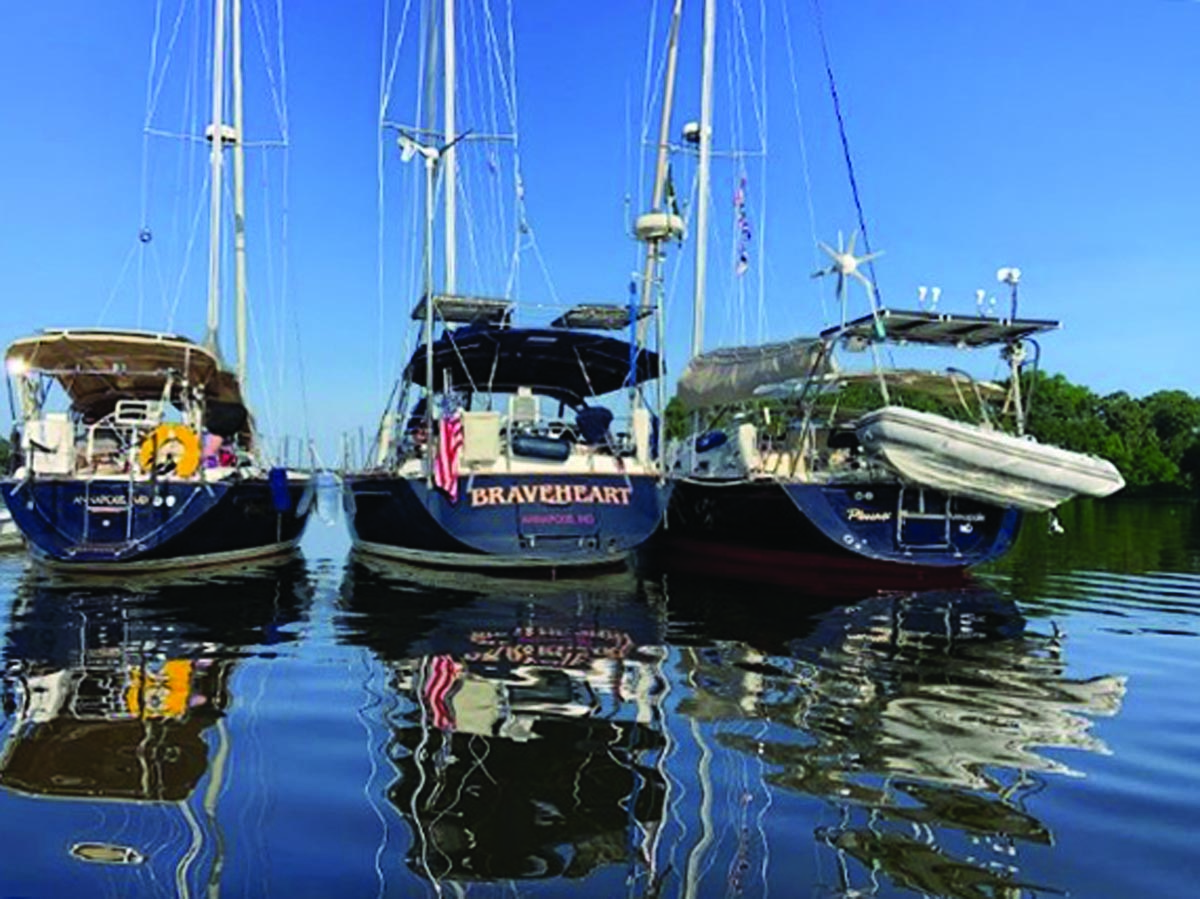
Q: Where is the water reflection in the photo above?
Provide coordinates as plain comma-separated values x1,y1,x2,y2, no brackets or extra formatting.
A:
990,498,1200,595
338,555,668,885
0,560,310,889
664,577,1125,898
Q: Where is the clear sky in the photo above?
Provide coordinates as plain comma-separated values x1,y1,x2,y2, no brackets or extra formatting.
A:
1,0,1197,461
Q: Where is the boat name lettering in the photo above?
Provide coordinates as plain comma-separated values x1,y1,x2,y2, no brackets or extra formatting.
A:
461,627,635,666
846,507,892,522
950,512,987,522
520,513,596,526
72,494,151,508
470,484,632,507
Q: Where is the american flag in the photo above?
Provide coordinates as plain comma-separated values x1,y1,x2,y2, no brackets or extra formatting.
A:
433,402,464,502
422,654,463,732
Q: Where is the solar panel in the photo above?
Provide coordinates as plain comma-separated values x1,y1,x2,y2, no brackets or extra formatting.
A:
820,308,1060,347
410,294,513,325
549,303,653,331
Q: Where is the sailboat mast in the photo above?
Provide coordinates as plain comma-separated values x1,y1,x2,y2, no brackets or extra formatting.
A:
204,0,228,355
443,0,457,296
691,0,716,359
637,0,684,346
231,0,248,388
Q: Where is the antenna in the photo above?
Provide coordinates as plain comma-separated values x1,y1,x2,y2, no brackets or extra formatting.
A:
997,266,1021,319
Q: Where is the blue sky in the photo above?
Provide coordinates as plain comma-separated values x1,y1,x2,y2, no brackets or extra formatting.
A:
1,0,1197,460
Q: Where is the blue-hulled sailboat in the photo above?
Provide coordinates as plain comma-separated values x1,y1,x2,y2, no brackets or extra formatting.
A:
0,0,311,570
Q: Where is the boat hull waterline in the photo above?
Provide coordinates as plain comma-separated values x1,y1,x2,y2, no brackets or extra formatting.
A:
857,406,1125,513
345,473,668,570
1,477,312,570
666,477,1022,576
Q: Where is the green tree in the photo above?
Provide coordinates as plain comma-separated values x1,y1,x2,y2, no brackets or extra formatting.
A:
1142,389,1200,486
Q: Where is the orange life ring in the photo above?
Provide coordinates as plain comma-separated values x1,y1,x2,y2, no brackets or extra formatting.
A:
138,424,201,478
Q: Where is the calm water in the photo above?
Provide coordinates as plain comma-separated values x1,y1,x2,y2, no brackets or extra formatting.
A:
1,497,1198,898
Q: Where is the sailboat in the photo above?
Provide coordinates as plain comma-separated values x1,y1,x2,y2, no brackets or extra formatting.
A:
661,1,1123,581
342,0,670,571
0,0,312,570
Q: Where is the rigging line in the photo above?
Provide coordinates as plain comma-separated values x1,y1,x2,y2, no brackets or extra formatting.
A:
756,0,768,344
96,242,142,327
475,0,508,285
170,0,202,292
810,0,883,305
731,0,767,151
724,37,746,345
143,0,190,129
779,0,828,327
381,0,417,119
378,0,391,406
248,0,287,140
258,149,281,398
167,172,213,330
483,0,518,286
481,0,518,135
150,240,172,324
277,1,296,435
637,0,662,212
137,0,167,329
487,2,514,281
275,0,289,139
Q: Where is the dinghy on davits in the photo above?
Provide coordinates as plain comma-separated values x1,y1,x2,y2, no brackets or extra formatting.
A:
856,406,1125,513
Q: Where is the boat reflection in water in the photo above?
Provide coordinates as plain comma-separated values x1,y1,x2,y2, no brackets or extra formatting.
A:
0,561,310,891
662,576,1126,898
338,555,668,886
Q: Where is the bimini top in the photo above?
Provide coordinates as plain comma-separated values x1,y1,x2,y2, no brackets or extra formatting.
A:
676,337,832,410
4,329,244,420
402,327,661,403
822,309,1061,348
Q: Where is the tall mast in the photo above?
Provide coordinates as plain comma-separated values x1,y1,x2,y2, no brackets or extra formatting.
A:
443,0,457,296
691,0,716,359
637,0,684,345
204,0,228,355
231,0,248,387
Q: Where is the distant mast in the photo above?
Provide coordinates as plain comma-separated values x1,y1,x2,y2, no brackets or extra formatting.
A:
443,0,457,296
204,0,228,356
691,0,716,359
231,0,249,388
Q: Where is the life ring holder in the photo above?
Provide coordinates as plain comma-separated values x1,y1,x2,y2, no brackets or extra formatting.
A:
137,424,201,478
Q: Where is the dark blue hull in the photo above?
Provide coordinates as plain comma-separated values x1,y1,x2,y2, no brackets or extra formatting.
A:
344,472,669,570
665,478,1021,583
0,476,312,570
